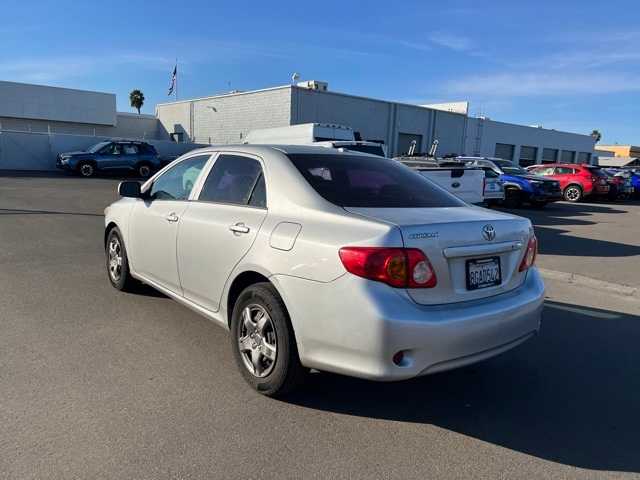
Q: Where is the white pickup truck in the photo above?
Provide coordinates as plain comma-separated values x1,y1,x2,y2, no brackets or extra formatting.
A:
396,156,486,205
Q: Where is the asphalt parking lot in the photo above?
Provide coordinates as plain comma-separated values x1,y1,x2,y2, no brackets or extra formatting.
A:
1,174,640,479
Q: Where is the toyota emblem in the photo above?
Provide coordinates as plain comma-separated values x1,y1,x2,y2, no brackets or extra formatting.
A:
482,224,496,241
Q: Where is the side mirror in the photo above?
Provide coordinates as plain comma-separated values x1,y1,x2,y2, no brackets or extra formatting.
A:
118,181,141,198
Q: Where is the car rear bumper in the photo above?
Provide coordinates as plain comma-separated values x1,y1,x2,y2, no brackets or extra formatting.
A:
273,267,544,381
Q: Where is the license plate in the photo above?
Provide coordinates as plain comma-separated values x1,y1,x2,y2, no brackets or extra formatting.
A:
466,257,501,290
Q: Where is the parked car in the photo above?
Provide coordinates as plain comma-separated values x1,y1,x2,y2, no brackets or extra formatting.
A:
459,157,561,208
56,140,161,178
526,163,609,202
628,169,640,198
104,145,544,396
601,169,635,201
396,156,487,205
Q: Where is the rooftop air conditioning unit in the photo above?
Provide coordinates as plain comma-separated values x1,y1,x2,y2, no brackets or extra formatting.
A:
297,80,328,91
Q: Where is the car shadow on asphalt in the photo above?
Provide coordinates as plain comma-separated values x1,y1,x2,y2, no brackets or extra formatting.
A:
0,208,104,217
500,202,629,228
0,170,147,181
534,225,640,257
285,301,640,473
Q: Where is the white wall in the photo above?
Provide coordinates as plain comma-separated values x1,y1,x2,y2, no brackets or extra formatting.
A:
293,87,467,156
156,87,292,144
464,117,596,164
0,80,116,126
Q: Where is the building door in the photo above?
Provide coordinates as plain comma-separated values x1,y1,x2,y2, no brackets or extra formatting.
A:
495,143,515,161
519,146,538,167
561,151,576,163
542,148,558,163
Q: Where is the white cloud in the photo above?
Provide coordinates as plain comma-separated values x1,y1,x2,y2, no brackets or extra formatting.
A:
428,32,473,52
0,54,176,83
445,72,640,97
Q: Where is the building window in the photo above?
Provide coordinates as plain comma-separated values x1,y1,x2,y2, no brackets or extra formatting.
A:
519,146,538,167
495,143,515,161
397,133,423,156
561,150,576,163
542,148,558,163
577,152,591,164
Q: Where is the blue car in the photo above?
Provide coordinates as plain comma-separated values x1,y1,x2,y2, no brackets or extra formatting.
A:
56,140,161,178
461,157,562,208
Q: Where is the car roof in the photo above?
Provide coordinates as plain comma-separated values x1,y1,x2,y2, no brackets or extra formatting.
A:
185,144,376,157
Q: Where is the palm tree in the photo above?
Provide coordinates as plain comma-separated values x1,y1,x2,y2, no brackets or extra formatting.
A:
590,129,602,143
129,89,145,114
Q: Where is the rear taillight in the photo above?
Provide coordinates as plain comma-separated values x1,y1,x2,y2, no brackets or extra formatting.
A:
519,236,538,272
339,247,437,288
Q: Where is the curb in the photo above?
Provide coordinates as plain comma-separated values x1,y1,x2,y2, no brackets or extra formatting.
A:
538,268,640,300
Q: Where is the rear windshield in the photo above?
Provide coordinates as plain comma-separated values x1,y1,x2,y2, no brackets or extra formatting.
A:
287,154,465,208
585,166,606,177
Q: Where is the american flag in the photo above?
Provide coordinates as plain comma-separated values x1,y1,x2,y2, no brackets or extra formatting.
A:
167,65,177,96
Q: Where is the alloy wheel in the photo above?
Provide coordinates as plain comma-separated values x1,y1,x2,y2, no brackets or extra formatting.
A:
107,236,123,282
80,164,94,177
138,165,151,178
238,304,277,378
565,187,580,202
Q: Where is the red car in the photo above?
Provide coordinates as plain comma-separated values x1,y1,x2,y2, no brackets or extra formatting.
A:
526,163,609,202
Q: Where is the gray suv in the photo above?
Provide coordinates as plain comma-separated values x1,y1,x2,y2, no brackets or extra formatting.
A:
56,140,161,178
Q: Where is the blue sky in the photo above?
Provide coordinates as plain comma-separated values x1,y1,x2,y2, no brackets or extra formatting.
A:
2,0,639,144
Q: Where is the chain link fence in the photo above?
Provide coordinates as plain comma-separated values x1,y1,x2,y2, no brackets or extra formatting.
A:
0,129,206,171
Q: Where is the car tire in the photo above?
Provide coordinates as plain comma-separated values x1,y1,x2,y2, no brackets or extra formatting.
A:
78,161,96,178
504,188,522,208
563,184,583,202
230,282,307,397
105,227,136,291
136,163,152,178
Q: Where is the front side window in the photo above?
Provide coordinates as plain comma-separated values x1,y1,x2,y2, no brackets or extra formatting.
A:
149,155,210,201
199,154,265,207
288,154,464,208
88,141,111,153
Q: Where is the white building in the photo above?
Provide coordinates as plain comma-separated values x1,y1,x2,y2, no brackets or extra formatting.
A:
462,116,596,166
0,80,166,140
156,81,596,165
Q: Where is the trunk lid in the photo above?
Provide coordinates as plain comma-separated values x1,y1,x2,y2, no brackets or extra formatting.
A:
345,206,533,305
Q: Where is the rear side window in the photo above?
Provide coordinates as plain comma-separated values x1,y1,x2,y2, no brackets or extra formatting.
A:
287,154,464,208
556,167,575,174
199,154,265,207
123,144,138,155
140,143,157,154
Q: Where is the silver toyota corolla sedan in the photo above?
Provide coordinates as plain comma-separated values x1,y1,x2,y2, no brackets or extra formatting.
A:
104,145,544,396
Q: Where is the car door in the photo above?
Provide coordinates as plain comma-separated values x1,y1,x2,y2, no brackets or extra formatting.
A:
128,154,211,293
551,167,574,190
122,143,140,170
177,153,268,312
96,142,124,170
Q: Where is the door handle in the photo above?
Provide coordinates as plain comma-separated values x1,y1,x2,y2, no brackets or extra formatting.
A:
166,212,179,223
229,223,250,234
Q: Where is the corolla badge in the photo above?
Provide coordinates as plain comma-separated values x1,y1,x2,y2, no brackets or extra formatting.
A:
451,181,461,188
408,232,439,239
482,224,496,241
